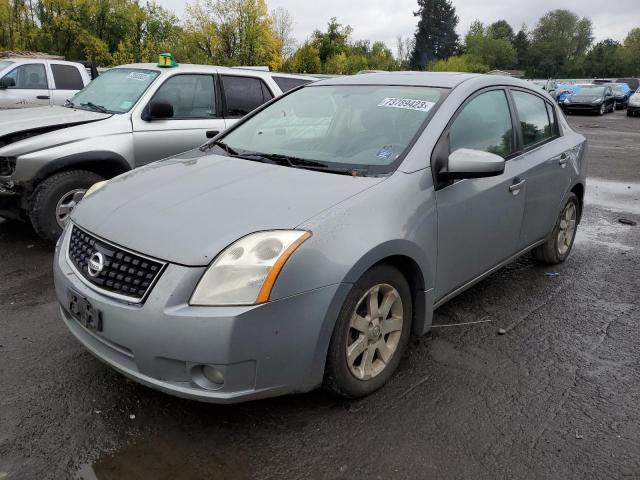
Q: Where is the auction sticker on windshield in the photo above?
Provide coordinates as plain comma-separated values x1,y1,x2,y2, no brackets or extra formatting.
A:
378,98,435,112
127,72,152,81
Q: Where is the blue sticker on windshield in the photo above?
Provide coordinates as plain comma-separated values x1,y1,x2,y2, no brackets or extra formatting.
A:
376,145,394,160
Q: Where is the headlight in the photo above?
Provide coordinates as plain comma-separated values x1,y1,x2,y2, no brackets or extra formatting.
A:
630,97,640,106
592,98,602,104
190,230,312,306
83,180,108,199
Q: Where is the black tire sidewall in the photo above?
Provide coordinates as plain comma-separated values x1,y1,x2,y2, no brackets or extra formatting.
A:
325,264,412,398
30,170,103,241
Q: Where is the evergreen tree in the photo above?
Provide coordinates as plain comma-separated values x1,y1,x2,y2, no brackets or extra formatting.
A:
512,27,530,70
409,0,459,70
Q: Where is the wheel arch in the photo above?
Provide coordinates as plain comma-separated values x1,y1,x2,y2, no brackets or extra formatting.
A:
30,151,132,188
570,182,584,222
341,240,433,336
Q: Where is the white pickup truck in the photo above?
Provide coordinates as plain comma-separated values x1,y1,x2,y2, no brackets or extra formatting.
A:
0,58,91,109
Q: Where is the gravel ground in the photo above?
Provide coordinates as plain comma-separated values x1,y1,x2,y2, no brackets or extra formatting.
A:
1,109,639,480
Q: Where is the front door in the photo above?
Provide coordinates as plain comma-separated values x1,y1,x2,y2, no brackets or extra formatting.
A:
434,89,527,301
132,73,226,166
0,62,50,109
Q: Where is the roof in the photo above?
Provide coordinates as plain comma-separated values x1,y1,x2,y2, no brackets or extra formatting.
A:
311,71,481,89
488,69,525,78
114,63,314,80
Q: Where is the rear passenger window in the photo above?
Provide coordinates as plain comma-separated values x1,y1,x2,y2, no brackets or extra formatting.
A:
222,75,273,117
449,90,514,158
51,64,84,90
152,74,216,119
512,90,553,148
272,76,312,93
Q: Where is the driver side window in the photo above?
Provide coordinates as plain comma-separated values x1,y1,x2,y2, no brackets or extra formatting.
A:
449,90,514,158
4,63,48,89
151,74,217,119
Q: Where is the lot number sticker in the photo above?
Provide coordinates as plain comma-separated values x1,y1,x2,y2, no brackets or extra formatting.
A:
378,97,435,112
127,72,151,81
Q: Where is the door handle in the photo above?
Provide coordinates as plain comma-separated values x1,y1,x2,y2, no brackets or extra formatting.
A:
36,95,50,100
558,153,568,167
206,130,219,138
509,179,526,194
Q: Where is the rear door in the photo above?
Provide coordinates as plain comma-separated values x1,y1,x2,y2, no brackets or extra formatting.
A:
220,74,274,128
434,88,528,301
49,62,86,105
508,89,571,248
132,73,226,166
0,62,50,108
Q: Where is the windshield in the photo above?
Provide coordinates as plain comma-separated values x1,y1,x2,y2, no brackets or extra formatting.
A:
575,86,604,96
69,68,159,113
613,85,625,92
0,60,14,72
218,85,445,173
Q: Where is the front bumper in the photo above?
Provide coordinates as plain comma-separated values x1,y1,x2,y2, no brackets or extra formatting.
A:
54,227,350,403
563,103,602,113
628,104,640,113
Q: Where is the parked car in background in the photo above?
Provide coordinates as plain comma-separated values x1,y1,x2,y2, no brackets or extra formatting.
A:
562,84,615,115
616,78,640,92
0,55,315,240
53,72,587,403
0,58,91,109
611,83,632,109
556,84,579,104
628,89,640,117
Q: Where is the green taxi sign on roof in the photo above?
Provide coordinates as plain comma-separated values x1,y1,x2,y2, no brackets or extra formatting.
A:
158,53,177,68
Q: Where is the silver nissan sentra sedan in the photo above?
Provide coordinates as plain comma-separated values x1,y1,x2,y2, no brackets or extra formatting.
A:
53,72,587,402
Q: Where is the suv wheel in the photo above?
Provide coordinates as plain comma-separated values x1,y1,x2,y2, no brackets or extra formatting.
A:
29,170,104,241
324,264,412,398
532,193,579,264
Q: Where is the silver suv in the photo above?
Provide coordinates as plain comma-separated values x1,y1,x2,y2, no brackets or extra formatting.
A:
0,58,313,240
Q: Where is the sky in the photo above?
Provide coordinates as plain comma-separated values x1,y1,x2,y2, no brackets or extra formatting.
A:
158,0,638,54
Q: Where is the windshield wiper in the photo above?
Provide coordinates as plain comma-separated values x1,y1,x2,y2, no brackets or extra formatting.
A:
64,99,75,108
80,102,108,113
232,151,359,175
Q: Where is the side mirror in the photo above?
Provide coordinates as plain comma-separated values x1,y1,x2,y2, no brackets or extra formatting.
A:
0,77,16,89
439,148,505,181
145,100,174,120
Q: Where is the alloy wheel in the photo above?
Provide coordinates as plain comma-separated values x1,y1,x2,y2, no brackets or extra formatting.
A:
55,189,87,229
557,202,577,256
346,284,403,380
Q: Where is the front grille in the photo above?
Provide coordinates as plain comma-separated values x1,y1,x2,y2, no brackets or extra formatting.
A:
68,226,165,303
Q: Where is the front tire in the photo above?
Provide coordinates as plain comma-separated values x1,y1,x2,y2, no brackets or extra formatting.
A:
599,103,606,115
324,264,412,398
532,193,579,264
29,170,104,241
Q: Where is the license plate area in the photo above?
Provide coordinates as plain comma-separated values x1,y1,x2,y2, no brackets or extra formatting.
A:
68,289,103,332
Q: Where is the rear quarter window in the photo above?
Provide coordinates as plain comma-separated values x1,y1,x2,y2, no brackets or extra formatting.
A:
51,64,84,90
221,75,273,117
272,76,312,93
512,90,553,148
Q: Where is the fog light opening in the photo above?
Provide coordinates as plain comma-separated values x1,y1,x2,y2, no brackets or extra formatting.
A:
202,365,225,385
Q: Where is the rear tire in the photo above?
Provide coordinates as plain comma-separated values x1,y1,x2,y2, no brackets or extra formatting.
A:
324,264,412,398
532,193,579,264
29,170,104,241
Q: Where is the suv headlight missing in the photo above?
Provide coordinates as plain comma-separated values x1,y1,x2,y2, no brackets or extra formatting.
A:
190,230,312,306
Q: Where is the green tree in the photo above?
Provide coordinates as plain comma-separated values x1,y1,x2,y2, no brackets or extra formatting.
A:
512,27,530,70
464,20,516,70
410,0,459,69
621,28,640,75
428,54,488,73
284,41,321,73
310,17,352,64
487,20,514,43
528,9,593,77
584,39,625,77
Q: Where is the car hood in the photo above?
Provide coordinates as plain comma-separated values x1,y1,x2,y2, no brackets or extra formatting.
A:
72,150,385,266
0,105,109,147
